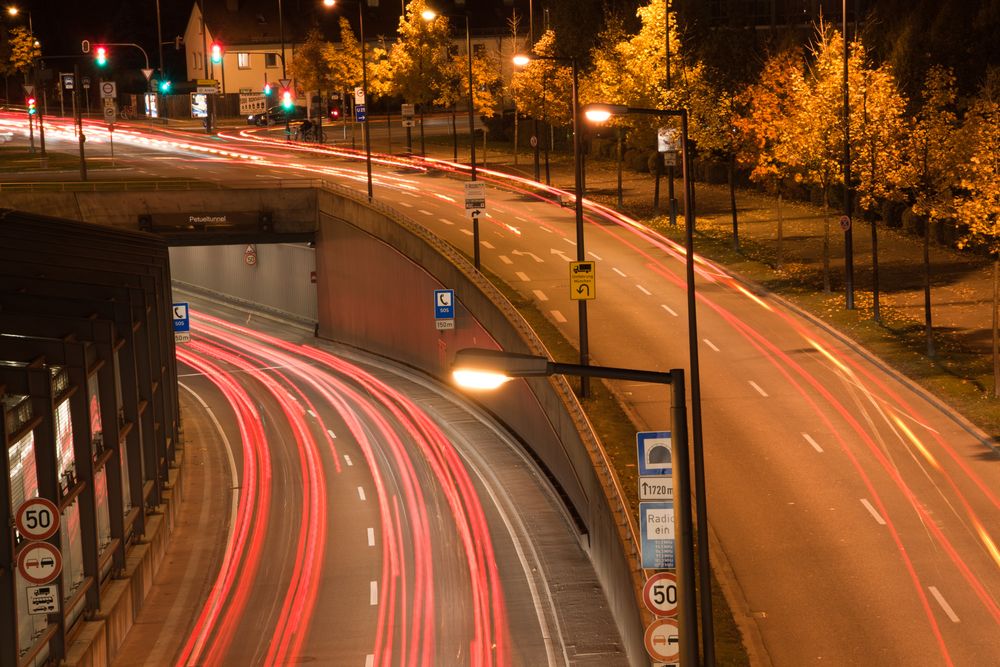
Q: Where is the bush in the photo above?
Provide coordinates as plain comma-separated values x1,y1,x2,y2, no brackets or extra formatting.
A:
624,148,650,172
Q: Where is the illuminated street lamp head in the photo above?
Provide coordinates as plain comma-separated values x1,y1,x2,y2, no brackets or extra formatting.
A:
322,0,335,6
421,9,436,21
6,6,18,17
583,103,628,124
512,54,531,67
451,348,551,391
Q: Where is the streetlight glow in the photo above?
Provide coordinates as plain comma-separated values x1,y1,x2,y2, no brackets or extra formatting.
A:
452,369,511,390
584,109,611,123
323,0,335,6
6,5,19,17
421,9,436,21
512,54,530,67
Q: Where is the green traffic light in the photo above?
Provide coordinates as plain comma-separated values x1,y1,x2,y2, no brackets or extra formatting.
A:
95,46,108,67
160,80,172,93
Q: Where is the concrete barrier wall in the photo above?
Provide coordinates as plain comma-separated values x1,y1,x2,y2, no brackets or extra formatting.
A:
170,243,318,322
314,187,648,665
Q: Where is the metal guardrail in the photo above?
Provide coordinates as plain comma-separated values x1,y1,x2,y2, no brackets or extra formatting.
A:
0,178,324,193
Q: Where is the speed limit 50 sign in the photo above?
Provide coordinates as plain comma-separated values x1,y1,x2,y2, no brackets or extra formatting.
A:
642,571,678,617
15,497,60,541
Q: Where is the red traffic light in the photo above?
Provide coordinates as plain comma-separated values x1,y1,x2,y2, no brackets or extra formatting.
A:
26,96,37,115
95,45,108,67
329,106,340,119
210,42,223,64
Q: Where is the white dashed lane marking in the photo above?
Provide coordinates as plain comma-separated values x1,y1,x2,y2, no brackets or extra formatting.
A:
417,209,432,216
551,310,567,323
482,241,495,249
438,217,454,226
588,251,603,261
499,255,513,265
703,339,719,352
532,290,549,302
661,304,678,317
748,381,768,397
367,527,375,547
515,271,530,282
357,486,366,501
928,586,960,623
460,229,473,236
636,284,652,296
370,581,378,605
343,455,353,466
612,267,627,278
860,498,886,525
802,433,823,453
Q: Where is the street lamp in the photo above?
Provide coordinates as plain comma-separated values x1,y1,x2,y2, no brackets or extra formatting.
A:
422,8,480,268
451,347,699,665
8,4,44,155
513,52,590,397
584,102,715,664
325,0,374,201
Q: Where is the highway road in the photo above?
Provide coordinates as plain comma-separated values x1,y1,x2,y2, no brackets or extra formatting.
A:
3,113,998,664
111,296,624,666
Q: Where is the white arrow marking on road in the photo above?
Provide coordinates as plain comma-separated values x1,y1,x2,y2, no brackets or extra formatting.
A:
860,498,886,525
512,250,544,263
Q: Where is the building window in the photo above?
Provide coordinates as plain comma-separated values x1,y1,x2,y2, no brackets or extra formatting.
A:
265,53,278,68
193,52,202,70
238,52,251,69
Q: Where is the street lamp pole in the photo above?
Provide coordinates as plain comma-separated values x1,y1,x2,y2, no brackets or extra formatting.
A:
584,102,715,664
843,0,854,310
514,52,589,396
451,348,699,665
359,2,372,201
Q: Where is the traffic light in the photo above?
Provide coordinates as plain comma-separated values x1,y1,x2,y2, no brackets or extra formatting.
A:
26,96,36,115
159,80,172,93
263,82,273,97
210,42,223,65
95,45,108,67
281,89,293,110
329,102,341,120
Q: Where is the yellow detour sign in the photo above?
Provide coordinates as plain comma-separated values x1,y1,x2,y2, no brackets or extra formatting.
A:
569,261,596,300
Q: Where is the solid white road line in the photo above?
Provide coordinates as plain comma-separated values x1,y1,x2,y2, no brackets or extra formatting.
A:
636,284,652,296
370,581,378,605
860,498,886,525
357,486,366,501
748,380,769,397
612,267,627,278
802,433,824,453
661,304,678,316
928,586,960,622
367,527,375,547
551,310,567,323
499,255,513,264
533,290,549,301
703,338,719,352
515,271,530,282
344,454,353,466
